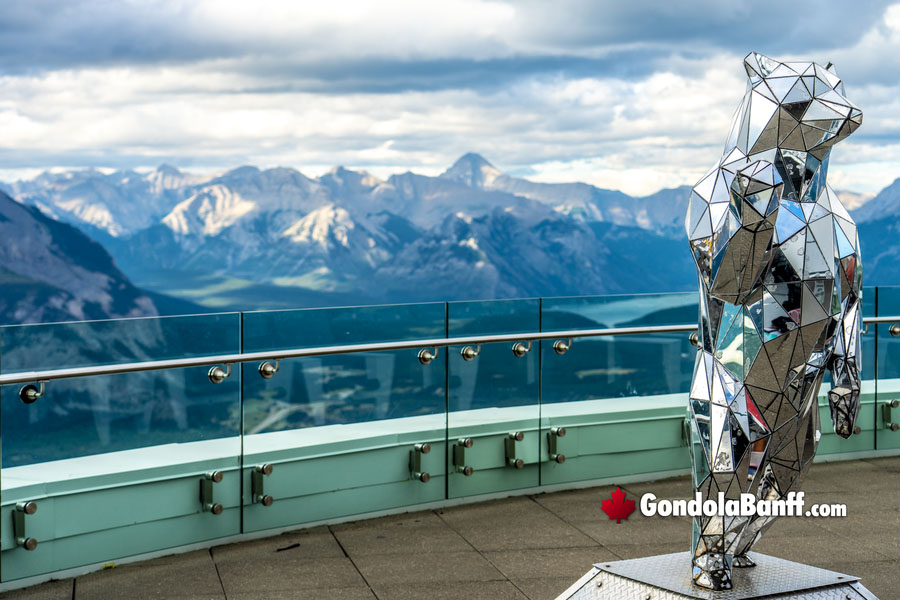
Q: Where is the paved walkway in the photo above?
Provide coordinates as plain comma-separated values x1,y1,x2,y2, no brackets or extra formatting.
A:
3,456,899,599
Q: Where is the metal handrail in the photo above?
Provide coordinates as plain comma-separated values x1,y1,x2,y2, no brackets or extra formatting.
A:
0,316,894,388
0,324,697,387
860,316,900,324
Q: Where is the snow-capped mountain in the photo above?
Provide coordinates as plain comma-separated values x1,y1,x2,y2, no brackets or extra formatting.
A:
97,157,699,305
848,177,900,285
8,155,693,240
7,165,206,238
376,206,693,302
0,154,882,316
850,178,900,224
439,153,691,234
163,184,257,239
109,193,413,291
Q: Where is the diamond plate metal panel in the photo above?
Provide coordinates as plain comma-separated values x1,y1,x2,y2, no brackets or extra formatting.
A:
556,552,879,599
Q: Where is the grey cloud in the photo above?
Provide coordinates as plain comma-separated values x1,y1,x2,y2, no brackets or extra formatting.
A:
1,0,898,194
1,0,891,90
514,0,889,55
0,2,228,73
0,148,223,171
230,51,672,94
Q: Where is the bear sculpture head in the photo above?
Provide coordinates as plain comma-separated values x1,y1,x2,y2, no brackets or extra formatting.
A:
687,52,862,304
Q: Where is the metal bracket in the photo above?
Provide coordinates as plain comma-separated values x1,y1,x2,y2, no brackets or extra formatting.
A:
461,345,481,361
547,427,567,463
19,381,45,404
553,339,572,355
409,443,431,482
883,399,900,431
13,502,38,551
505,432,525,468
252,464,274,506
512,341,532,358
208,364,232,384
258,359,281,379
200,471,224,515
682,417,692,446
417,348,439,365
453,438,474,475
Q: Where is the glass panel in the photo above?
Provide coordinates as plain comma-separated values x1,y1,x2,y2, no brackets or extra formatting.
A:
1,313,240,467
0,313,242,580
861,286,876,381
243,303,446,433
540,293,697,485
447,298,539,498
875,286,900,380
875,286,900,450
542,293,697,404
241,303,446,531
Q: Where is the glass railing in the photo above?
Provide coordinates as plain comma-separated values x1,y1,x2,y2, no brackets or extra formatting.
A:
541,293,697,403
0,314,243,579
0,288,892,582
241,303,448,531
1,313,241,468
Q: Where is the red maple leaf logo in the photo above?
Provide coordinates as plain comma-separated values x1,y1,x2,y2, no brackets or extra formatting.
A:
601,487,635,523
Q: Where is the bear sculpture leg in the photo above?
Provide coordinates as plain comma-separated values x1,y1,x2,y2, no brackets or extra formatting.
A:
688,353,825,590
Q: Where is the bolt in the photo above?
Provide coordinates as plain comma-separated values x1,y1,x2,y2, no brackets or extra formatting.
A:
16,501,37,515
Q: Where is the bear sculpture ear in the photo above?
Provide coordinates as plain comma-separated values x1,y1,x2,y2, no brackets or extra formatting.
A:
744,52,778,79
826,61,838,76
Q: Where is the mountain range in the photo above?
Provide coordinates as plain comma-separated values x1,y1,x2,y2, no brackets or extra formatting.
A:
0,153,893,324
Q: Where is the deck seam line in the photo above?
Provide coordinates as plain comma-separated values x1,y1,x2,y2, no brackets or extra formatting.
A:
209,548,229,600
327,525,378,598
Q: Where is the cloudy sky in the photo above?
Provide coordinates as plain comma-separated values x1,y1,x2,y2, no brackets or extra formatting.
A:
1,0,898,195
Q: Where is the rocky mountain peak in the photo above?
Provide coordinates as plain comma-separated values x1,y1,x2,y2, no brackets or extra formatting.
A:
220,165,262,181
849,177,900,223
319,166,383,192
440,153,502,188
156,164,181,176
282,204,356,248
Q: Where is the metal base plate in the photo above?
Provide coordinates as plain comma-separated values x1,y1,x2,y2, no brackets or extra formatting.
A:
556,552,878,599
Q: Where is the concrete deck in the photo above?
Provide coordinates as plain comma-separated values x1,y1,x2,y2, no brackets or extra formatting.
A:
3,456,899,600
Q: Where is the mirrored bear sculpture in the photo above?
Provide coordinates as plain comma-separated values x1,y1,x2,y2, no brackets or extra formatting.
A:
685,52,863,590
